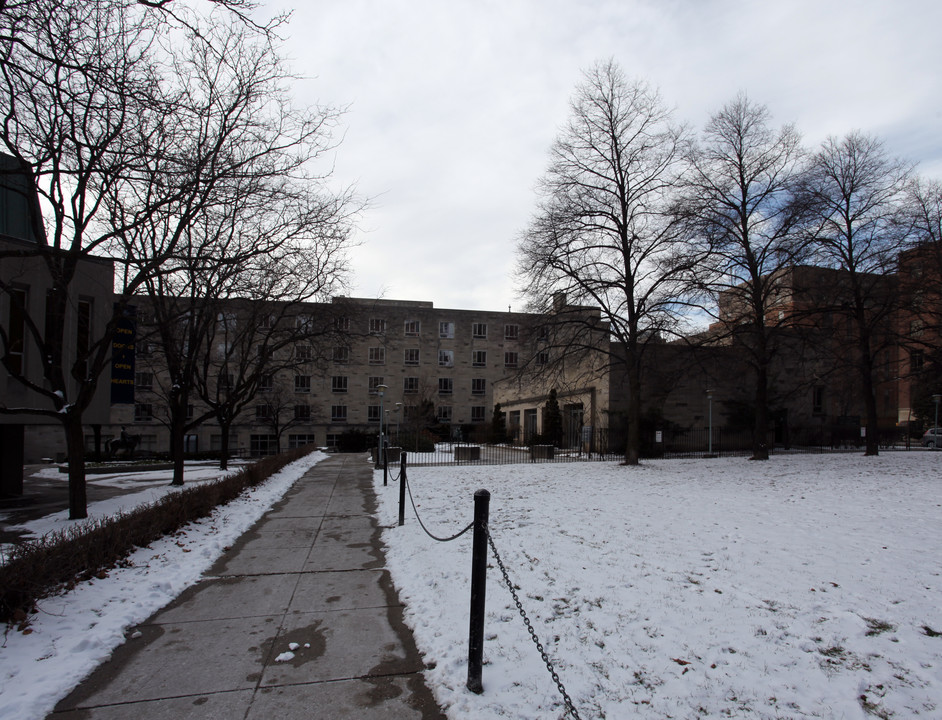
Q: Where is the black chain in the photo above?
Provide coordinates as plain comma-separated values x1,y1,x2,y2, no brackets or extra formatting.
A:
484,523,582,720
404,474,474,543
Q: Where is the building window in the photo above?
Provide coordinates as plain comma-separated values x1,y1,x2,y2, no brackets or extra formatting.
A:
404,348,420,365
536,350,549,366
437,405,453,423
369,347,386,365
137,341,151,357
289,434,317,449
335,316,350,331
504,324,519,340
294,404,311,421
404,320,420,336
295,344,313,361
331,405,348,422
331,376,348,393
524,408,538,440
6,287,26,375
333,346,349,363
471,406,486,423
250,434,278,457
404,376,419,394
326,433,341,449
472,322,487,339
219,372,234,391
504,351,518,368
438,377,453,395
911,349,925,372
186,404,194,420
370,317,386,335
75,297,92,379
135,372,153,391
256,404,273,420
295,375,311,393
296,314,314,332
472,350,487,367
259,313,275,329
439,321,455,339
369,376,386,394
134,403,153,422
259,374,273,392
472,378,486,395
368,405,381,423
439,349,454,367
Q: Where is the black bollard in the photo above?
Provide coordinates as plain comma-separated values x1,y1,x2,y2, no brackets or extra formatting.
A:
466,488,490,694
398,452,407,527
383,440,388,486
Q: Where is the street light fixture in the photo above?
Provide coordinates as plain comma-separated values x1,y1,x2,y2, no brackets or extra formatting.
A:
706,389,715,457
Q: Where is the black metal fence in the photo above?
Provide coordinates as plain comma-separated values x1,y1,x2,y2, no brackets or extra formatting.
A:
382,425,922,467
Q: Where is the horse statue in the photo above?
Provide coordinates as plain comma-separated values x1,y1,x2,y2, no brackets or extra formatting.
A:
107,432,141,459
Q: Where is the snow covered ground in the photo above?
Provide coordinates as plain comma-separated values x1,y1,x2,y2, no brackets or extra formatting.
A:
1,462,252,560
373,452,942,719
0,451,326,720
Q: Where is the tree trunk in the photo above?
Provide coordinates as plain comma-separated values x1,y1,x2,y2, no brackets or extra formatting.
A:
858,335,880,456
752,361,770,461
219,422,230,470
65,415,88,519
624,359,641,465
169,412,186,486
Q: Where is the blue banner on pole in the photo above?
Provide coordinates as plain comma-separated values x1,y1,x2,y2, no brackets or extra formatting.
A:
111,304,136,404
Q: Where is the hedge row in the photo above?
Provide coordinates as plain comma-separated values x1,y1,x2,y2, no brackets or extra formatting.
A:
0,445,318,626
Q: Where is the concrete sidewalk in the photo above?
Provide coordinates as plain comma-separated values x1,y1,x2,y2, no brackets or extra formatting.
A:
48,454,446,719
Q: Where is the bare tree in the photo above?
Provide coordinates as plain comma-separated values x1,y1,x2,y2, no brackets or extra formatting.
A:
799,132,913,454
902,178,942,425
0,0,348,517
678,94,807,460
517,60,697,465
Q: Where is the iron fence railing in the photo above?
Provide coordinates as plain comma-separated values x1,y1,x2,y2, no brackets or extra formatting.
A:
380,425,923,467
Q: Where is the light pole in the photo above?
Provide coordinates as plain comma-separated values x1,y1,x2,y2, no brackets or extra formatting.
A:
377,383,388,464
395,402,402,444
706,389,715,457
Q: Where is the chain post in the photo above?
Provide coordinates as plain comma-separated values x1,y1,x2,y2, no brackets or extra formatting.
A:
398,452,407,527
467,488,490,694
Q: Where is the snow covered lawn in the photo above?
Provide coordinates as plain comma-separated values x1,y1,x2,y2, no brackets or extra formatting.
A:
373,452,942,719
0,451,326,720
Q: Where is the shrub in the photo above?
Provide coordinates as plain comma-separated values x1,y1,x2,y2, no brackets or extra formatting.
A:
0,444,316,625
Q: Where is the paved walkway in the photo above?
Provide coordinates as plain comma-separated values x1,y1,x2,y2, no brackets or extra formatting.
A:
48,454,446,719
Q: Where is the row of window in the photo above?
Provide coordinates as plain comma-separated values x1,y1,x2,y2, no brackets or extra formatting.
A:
140,373,490,396
364,319,518,340
345,347,540,367
134,401,488,425
331,376,487,395
329,404,486,423
3,287,94,377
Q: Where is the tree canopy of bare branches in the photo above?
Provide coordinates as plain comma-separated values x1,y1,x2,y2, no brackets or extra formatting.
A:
517,60,697,465
678,94,807,460
0,0,356,515
798,132,913,455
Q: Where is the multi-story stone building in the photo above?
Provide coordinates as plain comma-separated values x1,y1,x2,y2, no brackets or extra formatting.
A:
109,296,543,455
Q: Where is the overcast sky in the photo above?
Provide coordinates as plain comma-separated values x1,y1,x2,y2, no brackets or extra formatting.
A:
260,0,942,312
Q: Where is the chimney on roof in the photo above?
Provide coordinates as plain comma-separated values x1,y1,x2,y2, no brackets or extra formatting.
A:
552,292,566,312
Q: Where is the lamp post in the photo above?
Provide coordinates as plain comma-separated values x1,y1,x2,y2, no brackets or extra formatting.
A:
395,402,402,445
377,383,388,465
706,389,715,457
933,394,941,441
